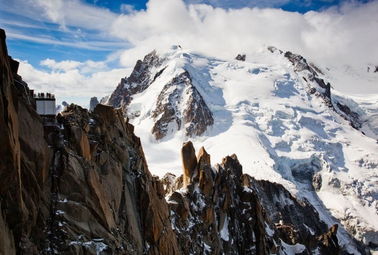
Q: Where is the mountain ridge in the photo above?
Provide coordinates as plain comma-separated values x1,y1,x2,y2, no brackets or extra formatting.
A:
106,45,378,253
1,27,370,254
1,26,377,254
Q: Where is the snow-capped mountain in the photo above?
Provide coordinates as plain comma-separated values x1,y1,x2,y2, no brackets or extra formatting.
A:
107,47,214,139
107,45,378,253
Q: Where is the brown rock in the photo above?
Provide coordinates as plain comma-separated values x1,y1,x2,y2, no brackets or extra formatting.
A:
86,168,116,230
197,147,214,196
197,146,210,169
168,192,190,224
79,130,91,160
93,103,117,125
161,173,177,195
0,29,183,255
221,154,242,178
202,205,215,226
0,28,54,254
152,176,165,199
199,169,213,197
0,209,16,255
317,224,340,254
276,224,299,245
241,174,251,187
181,141,197,187
0,29,23,250
0,29,361,254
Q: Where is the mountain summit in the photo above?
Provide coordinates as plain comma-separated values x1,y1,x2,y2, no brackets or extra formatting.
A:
1,30,358,254
107,47,214,140
107,45,378,253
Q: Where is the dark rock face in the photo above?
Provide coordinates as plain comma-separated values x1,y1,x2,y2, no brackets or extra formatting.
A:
235,54,246,61
165,141,347,255
283,50,362,131
107,51,161,113
0,29,180,255
181,73,214,137
0,28,53,255
151,71,214,139
337,102,361,129
89,96,99,112
317,224,340,254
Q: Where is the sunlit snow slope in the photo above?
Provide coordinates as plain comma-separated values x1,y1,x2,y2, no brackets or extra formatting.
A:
109,46,378,251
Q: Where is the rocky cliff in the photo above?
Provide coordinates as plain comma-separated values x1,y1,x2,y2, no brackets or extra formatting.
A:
280,48,362,130
0,28,53,255
164,142,363,255
107,50,161,113
0,29,368,254
0,29,180,255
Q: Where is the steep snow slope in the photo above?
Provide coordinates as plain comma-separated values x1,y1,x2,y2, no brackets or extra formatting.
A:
108,46,378,252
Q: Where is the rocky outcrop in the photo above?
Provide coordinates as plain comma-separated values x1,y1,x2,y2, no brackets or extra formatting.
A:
0,29,180,255
164,141,354,254
181,141,197,187
0,28,20,255
0,28,53,254
151,71,214,139
107,50,161,113
283,50,362,130
235,54,246,61
317,224,340,254
107,52,214,140
89,96,99,112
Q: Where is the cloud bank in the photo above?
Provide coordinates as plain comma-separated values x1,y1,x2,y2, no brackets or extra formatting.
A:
4,0,377,105
18,59,130,106
112,0,378,67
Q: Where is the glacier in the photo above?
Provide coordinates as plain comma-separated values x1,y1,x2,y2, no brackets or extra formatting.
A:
107,45,378,253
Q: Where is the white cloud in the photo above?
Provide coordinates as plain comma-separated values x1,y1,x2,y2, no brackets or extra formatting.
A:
2,0,117,31
110,0,378,69
120,4,136,14
2,0,123,51
6,31,126,51
8,0,378,107
40,59,81,72
6,0,378,68
39,58,108,73
18,60,132,106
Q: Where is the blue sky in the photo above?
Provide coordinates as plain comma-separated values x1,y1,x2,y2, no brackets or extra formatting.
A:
2,0,369,66
0,0,376,107
83,0,147,12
